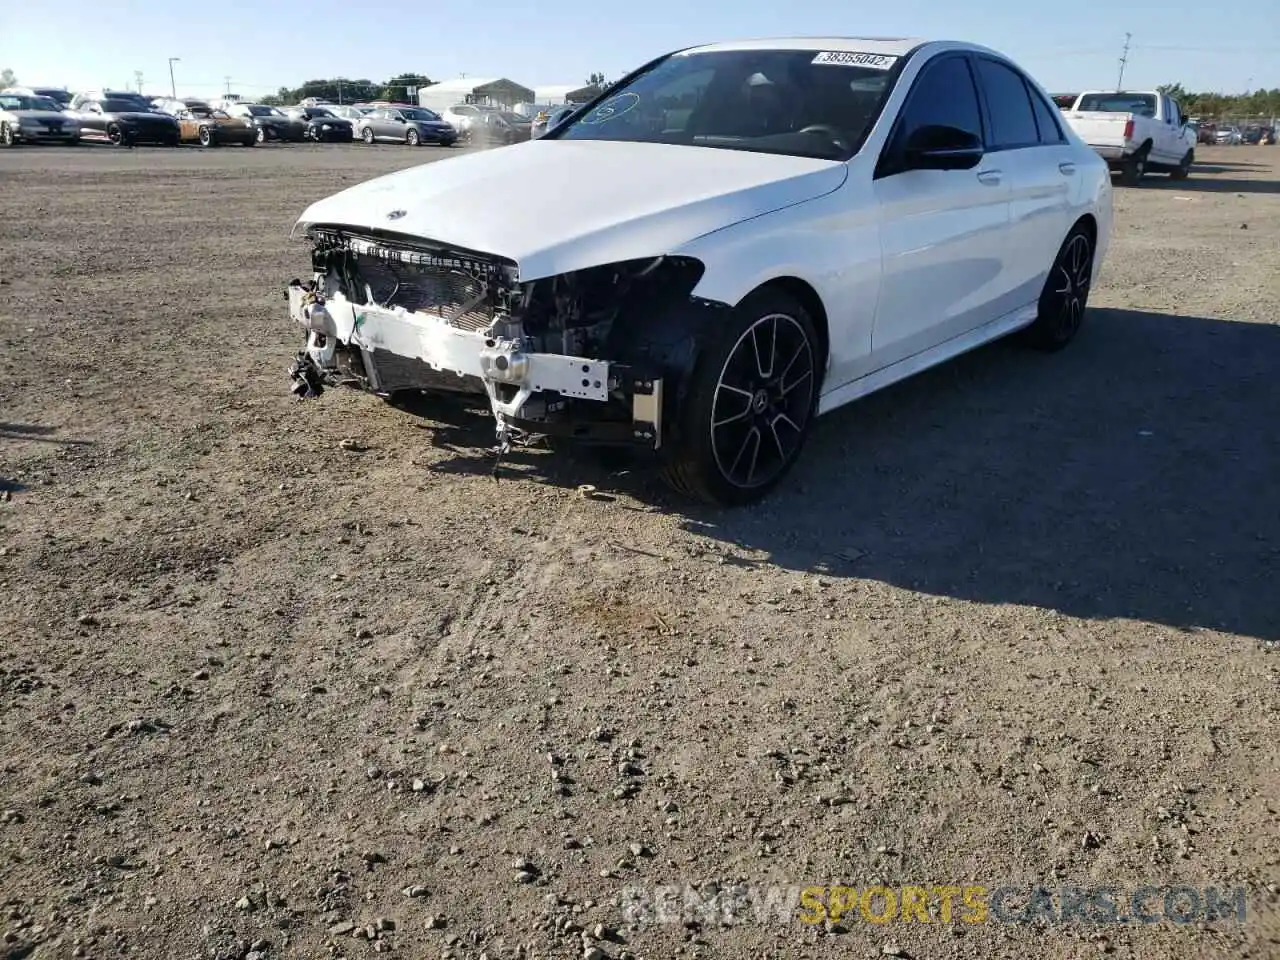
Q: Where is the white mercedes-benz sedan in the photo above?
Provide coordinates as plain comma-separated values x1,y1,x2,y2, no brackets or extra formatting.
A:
285,37,1112,505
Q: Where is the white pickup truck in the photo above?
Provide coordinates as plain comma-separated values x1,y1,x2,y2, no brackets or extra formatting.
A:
1059,90,1196,185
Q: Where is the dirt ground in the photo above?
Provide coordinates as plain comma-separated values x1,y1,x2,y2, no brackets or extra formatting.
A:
1,141,1277,960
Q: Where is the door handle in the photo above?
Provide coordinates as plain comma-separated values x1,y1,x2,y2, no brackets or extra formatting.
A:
1059,161,1077,175
976,169,1002,185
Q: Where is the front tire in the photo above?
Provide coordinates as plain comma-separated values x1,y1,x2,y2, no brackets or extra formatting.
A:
0,123,13,147
198,126,214,147
361,127,375,144
255,126,266,144
406,128,421,146
1020,224,1093,352
1170,149,1193,180
661,289,819,506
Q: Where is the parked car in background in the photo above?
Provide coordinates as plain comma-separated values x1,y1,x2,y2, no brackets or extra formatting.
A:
284,36,1113,505
73,97,180,146
70,90,153,111
1050,93,1078,109
224,103,306,142
283,106,355,142
329,105,373,124
1,86,74,110
1059,90,1195,184
156,98,257,147
0,92,81,146
1195,121,1218,145
441,103,499,138
1241,125,1275,145
1215,125,1243,145
530,105,577,139
469,110,530,145
356,105,457,146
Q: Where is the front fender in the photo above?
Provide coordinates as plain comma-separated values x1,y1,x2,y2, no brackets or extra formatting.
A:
672,176,882,383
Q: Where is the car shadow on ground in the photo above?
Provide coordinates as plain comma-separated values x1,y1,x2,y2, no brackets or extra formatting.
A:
0,422,93,445
411,309,1280,640
1192,160,1270,174
1142,174,1280,195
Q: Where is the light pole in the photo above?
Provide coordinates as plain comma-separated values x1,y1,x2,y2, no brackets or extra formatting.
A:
168,57,180,98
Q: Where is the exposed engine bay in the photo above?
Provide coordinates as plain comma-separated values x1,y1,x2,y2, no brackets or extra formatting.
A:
287,227,704,455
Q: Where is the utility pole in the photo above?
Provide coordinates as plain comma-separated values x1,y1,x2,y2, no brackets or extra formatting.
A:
1116,33,1131,91
134,71,144,94
224,76,232,96
168,57,180,98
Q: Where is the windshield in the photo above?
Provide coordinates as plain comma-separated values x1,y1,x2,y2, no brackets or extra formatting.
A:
1075,92,1157,116
247,105,282,117
501,112,528,123
550,48,901,160
307,108,336,118
401,107,439,121
103,99,147,112
0,95,59,111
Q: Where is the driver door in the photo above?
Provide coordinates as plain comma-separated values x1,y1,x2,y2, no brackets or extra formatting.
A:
78,102,108,136
870,53,1012,369
177,110,200,140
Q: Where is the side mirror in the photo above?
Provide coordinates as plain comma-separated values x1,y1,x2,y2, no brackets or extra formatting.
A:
902,124,984,171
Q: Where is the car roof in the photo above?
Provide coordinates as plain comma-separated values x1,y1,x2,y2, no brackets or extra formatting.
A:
679,36,928,57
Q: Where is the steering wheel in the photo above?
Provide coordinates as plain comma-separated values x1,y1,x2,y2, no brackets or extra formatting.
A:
797,124,850,152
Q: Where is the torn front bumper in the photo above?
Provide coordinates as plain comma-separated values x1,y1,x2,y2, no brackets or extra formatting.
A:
285,281,663,449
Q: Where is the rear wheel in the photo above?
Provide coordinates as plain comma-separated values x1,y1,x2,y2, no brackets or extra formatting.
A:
198,126,214,147
255,126,266,144
1020,223,1093,352
1118,148,1147,186
661,289,819,506
107,124,125,146
361,127,375,144
406,128,421,146
0,124,13,147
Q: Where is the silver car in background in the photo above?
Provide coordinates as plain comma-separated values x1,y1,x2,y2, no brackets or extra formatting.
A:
0,92,81,146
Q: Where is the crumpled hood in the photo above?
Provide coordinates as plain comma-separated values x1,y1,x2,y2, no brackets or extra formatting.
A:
294,139,846,280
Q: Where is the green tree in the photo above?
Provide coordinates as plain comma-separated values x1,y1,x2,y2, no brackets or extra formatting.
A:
379,73,432,103
585,71,607,87
0,67,17,87
1155,82,1280,120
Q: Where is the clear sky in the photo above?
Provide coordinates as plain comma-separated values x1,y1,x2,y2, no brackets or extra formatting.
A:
2,0,1275,101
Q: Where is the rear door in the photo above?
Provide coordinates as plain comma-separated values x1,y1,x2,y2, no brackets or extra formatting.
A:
870,53,1012,369
971,55,1075,314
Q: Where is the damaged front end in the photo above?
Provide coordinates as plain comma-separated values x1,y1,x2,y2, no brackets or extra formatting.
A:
287,226,708,454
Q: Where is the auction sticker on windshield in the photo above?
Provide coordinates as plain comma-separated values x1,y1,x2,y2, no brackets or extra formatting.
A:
811,51,899,69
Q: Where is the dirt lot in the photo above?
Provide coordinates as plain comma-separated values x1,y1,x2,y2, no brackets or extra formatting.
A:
0,141,1277,960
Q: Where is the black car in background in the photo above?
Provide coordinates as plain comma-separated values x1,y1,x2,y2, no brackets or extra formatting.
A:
283,106,354,142
1242,125,1276,145
471,110,531,145
225,103,307,143
73,97,180,146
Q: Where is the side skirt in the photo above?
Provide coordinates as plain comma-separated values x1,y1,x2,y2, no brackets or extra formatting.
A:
816,301,1038,416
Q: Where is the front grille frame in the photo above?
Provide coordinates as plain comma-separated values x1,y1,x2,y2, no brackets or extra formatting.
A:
310,226,520,334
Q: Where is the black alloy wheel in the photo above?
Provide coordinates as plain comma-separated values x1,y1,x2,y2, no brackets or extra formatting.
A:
662,289,819,505
1022,224,1093,351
